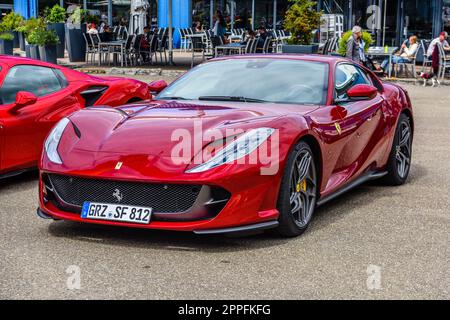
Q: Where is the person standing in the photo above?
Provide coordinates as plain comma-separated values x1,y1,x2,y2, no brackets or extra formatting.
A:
346,26,366,64
213,10,227,41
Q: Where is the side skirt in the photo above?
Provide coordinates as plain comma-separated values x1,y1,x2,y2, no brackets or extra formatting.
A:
194,221,279,236
0,168,34,180
317,171,388,207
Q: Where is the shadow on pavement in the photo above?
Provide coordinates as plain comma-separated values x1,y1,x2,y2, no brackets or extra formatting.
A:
47,220,290,253
0,170,38,190
44,163,428,252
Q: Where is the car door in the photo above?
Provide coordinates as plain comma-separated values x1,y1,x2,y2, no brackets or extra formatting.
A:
0,64,82,171
309,63,384,194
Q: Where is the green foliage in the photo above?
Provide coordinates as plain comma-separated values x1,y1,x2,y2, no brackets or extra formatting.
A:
28,28,59,46
284,0,322,45
44,4,67,24
0,32,14,41
71,8,90,24
338,30,374,56
87,15,100,25
0,12,23,32
16,17,43,35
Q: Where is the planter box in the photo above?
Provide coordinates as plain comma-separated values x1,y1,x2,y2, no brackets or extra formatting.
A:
0,39,14,55
65,24,86,62
18,32,26,51
12,31,20,48
39,45,57,64
281,44,319,54
29,45,41,60
48,23,65,58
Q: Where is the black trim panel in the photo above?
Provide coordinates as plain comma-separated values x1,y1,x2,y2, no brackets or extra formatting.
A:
193,221,279,235
317,171,388,207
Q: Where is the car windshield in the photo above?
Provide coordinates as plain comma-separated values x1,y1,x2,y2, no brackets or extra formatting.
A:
157,59,329,105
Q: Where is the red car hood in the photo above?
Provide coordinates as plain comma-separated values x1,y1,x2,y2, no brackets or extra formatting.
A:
63,100,318,159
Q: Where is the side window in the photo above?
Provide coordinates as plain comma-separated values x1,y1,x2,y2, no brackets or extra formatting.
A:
0,65,63,105
335,64,371,99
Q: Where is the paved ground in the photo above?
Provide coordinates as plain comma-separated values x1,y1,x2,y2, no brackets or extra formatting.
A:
0,79,449,300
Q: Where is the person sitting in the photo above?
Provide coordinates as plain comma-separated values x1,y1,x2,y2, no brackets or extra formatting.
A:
256,26,268,53
87,23,99,35
380,35,419,74
193,21,203,33
420,32,450,86
241,29,256,45
427,31,450,58
140,28,151,62
100,25,114,42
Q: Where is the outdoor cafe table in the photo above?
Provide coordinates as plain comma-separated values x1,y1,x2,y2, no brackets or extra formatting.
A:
367,46,398,78
215,43,246,57
99,40,126,67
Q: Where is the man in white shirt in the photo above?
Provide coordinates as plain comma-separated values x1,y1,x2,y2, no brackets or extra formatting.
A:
427,32,450,58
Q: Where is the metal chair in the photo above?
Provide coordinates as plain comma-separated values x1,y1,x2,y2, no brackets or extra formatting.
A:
421,39,432,73
83,33,96,64
211,35,224,57
394,44,420,78
179,28,188,52
262,36,273,54
191,36,206,68
437,43,450,81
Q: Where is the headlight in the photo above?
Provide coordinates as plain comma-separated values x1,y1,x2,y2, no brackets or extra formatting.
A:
44,117,70,164
186,127,275,173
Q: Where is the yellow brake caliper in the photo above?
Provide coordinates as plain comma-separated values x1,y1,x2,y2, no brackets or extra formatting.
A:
296,179,307,193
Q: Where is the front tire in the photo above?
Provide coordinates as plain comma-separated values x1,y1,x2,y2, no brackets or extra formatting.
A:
275,141,318,237
383,113,413,186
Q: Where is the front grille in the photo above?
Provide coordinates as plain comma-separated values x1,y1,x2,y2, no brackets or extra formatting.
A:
47,174,202,213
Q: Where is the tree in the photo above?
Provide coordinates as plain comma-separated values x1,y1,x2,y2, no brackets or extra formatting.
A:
284,0,322,45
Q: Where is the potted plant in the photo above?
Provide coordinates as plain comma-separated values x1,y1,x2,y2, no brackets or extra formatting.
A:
282,0,322,54
45,4,67,58
16,17,41,53
65,7,89,62
0,12,23,49
33,28,60,64
338,30,374,56
0,32,14,55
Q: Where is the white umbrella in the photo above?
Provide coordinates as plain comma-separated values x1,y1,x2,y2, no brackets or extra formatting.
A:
168,0,174,65
130,0,150,34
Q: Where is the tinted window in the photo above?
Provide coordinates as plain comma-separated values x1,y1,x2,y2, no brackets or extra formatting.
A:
0,65,63,105
335,64,371,99
157,59,329,105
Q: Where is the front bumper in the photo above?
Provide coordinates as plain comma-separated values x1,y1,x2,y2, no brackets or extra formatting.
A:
38,167,282,233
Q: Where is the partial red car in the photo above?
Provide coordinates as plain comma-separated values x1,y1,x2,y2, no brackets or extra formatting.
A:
0,56,151,178
38,55,413,237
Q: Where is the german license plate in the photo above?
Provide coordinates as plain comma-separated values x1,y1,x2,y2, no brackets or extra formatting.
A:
81,202,152,224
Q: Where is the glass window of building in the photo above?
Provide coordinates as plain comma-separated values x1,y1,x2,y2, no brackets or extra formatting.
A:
404,0,435,40
444,0,450,35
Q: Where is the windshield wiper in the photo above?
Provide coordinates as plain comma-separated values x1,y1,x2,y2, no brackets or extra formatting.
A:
157,96,190,100
198,96,267,103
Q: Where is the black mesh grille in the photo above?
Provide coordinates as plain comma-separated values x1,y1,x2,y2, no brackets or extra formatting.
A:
48,174,202,213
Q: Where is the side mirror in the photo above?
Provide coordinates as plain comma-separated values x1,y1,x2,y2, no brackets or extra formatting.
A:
148,80,168,94
9,91,38,113
347,84,378,101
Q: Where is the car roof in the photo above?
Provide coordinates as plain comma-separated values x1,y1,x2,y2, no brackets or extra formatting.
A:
0,55,60,68
211,53,348,65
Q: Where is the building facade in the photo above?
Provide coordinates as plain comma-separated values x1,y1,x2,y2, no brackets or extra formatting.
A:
4,0,450,47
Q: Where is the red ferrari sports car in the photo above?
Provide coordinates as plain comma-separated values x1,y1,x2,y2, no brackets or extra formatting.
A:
38,55,413,237
0,56,151,178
